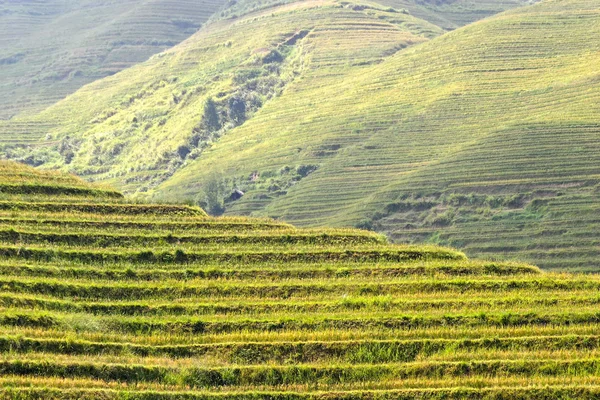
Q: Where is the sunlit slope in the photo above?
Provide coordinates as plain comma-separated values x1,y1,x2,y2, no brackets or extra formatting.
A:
0,160,122,199
157,0,600,270
0,0,444,187
6,160,600,398
0,0,226,121
10,159,600,398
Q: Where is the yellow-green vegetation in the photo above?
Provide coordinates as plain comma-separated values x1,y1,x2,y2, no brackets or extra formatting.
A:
1,0,596,272
211,0,532,30
2,160,600,399
0,0,227,121
1,0,447,180
157,0,600,272
0,0,530,175
376,0,536,30
0,161,122,199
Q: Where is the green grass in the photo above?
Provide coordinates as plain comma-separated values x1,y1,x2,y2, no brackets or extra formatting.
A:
0,0,446,185
0,0,529,183
1,0,572,271
0,159,599,398
210,0,531,30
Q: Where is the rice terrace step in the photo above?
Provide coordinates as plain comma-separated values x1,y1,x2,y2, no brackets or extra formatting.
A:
0,0,600,396
0,160,597,398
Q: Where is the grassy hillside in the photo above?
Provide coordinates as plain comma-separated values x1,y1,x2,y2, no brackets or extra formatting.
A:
0,0,226,121
0,0,445,179
1,0,592,271
0,160,122,199
379,0,537,29
0,0,530,160
212,0,534,29
149,0,600,271
6,159,600,398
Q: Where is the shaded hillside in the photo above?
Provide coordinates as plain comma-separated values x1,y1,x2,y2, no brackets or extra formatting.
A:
7,160,600,398
0,0,226,121
379,0,536,29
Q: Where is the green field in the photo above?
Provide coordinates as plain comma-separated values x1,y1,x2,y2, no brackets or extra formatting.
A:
0,0,533,176
0,0,227,121
3,159,600,398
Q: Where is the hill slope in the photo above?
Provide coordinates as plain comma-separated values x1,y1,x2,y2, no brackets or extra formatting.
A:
378,0,537,29
7,160,600,398
0,0,445,174
0,0,530,158
0,0,226,121
2,0,593,271
152,0,600,271
213,0,534,30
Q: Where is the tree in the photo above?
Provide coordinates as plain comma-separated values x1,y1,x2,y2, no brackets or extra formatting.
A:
203,98,221,131
228,96,246,125
177,145,191,159
198,176,226,216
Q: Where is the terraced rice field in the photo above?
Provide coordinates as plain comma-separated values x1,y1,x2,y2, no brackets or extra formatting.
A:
0,0,456,200
0,160,599,399
377,0,533,30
